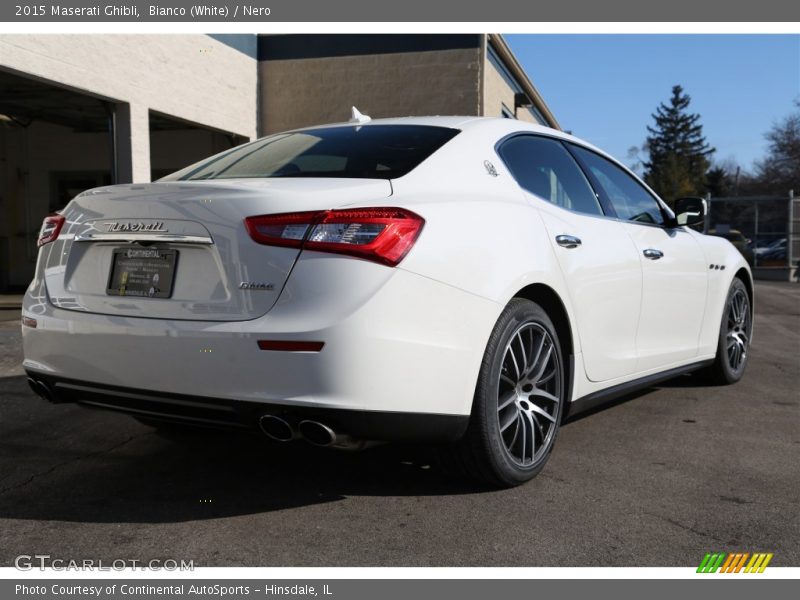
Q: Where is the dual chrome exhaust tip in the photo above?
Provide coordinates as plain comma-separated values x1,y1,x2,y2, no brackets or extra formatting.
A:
27,377,55,403
26,382,363,449
297,420,337,446
258,414,296,442
258,414,366,450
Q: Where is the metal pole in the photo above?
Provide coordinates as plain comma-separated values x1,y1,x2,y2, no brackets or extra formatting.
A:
754,200,759,268
789,189,795,274
734,166,740,196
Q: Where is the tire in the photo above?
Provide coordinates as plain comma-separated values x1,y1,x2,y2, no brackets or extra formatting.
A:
702,278,752,385
440,298,565,488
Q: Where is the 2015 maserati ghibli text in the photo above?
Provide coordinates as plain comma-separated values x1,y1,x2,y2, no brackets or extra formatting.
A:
22,113,753,487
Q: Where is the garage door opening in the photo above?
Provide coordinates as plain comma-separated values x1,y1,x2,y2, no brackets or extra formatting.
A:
0,70,114,292
149,111,248,181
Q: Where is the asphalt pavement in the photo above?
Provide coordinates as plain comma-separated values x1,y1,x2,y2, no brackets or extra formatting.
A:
0,282,798,567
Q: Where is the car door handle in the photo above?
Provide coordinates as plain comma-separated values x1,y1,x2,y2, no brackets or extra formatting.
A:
643,248,664,260
555,234,582,249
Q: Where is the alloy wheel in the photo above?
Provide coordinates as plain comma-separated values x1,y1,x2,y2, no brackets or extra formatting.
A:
497,322,562,467
726,288,750,374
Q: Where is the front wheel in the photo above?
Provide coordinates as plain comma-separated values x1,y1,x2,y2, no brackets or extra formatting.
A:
703,278,752,385
441,298,565,487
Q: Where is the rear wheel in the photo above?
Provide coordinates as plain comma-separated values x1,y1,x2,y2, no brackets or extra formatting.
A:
441,298,565,487
703,278,752,385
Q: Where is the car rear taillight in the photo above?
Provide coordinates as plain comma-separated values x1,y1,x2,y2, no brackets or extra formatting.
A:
245,208,424,267
37,215,65,247
243,211,316,249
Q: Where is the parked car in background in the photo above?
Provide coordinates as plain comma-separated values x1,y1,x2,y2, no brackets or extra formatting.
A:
709,229,754,266
755,237,787,262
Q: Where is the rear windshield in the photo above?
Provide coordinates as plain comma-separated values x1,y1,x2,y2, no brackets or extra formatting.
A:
160,125,460,181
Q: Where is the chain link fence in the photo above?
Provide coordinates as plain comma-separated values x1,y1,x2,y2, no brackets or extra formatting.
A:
708,192,797,282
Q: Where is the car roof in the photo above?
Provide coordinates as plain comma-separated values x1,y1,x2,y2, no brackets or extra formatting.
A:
341,115,486,129
290,115,483,131
306,114,559,134
297,115,601,152
272,115,650,195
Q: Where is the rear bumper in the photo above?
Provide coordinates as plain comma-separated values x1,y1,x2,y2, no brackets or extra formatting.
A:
25,371,469,442
23,256,501,420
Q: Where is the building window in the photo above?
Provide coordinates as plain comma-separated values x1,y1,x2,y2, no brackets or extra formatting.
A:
501,104,515,119
487,45,548,126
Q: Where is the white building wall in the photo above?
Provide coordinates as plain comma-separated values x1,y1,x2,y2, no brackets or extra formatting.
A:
0,34,258,181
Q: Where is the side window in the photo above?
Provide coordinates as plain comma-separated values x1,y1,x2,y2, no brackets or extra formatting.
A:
570,145,666,226
498,136,603,217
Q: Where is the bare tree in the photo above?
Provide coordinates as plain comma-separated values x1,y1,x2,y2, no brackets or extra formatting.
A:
752,100,800,195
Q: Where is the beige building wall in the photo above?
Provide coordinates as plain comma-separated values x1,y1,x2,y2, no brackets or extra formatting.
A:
260,48,483,134
483,58,538,124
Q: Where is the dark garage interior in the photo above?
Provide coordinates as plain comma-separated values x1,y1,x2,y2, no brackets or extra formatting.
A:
0,69,246,292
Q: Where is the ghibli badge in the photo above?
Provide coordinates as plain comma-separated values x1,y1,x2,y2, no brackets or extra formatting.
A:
239,282,275,291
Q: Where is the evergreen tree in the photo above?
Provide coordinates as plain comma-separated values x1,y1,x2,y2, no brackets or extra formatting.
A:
705,165,733,197
643,85,715,205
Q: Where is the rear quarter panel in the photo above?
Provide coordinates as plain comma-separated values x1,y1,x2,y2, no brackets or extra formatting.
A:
377,125,582,406
391,125,576,315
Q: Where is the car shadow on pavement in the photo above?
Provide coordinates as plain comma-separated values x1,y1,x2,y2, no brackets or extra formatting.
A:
0,376,491,524
0,368,720,524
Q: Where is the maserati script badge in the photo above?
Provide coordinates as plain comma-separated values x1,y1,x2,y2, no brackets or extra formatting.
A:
104,221,167,233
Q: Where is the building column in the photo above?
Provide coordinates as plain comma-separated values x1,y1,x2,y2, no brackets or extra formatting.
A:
115,103,151,183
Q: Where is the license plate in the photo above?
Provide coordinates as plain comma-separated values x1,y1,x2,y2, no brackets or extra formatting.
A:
107,247,178,298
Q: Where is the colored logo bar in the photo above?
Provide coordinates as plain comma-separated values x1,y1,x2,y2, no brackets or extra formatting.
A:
697,552,773,573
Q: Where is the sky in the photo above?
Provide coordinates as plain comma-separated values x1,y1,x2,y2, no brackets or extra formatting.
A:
505,34,800,173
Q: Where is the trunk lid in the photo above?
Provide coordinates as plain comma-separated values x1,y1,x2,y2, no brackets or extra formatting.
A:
45,178,392,321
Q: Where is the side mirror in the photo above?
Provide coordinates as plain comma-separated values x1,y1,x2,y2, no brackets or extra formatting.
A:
674,197,708,233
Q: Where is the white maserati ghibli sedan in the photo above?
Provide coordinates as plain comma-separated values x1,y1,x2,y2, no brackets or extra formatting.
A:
22,114,752,487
